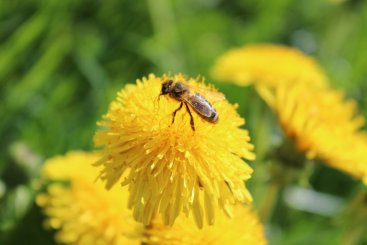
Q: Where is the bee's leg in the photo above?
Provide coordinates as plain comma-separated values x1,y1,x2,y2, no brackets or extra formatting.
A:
158,93,163,102
184,103,195,131
172,102,183,125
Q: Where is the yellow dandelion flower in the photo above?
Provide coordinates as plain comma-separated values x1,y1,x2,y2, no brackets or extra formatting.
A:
94,73,255,228
36,151,143,245
258,84,367,183
145,205,267,245
211,44,328,88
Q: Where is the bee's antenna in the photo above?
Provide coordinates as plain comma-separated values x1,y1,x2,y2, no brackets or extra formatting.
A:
153,91,165,125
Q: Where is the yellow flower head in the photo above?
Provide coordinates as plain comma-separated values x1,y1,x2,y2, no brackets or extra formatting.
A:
36,151,143,245
258,84,367,183
145,205,267,245
211,44,328,88
94,73,255,228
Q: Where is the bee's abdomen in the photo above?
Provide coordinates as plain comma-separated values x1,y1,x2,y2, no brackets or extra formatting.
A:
188,93,219,123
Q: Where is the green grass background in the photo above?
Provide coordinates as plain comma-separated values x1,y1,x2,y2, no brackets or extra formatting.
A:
1,0,366,244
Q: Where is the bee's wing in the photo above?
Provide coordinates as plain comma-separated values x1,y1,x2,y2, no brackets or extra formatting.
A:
184,93,216,118
186,84,225,102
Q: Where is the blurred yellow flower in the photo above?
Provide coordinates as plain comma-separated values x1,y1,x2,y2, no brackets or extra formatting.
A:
211,43,367,183
94,73,255,228
145,205,267,245
258,84,367,183
211,44,328,88
36,151,143,245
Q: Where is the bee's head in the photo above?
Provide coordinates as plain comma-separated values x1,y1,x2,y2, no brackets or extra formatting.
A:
160,80,174,95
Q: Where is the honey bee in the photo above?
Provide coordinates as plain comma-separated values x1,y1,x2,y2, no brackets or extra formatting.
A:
159,80,223,131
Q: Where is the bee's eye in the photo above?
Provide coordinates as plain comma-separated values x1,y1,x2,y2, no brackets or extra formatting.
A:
161,83,170,94
161,80,174,94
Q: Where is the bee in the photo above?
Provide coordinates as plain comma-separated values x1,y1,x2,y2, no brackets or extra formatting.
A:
159,80,223,131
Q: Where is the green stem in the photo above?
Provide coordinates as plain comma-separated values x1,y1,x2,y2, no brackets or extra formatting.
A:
340,191,367,245
257,132,308,223
146,0,186,72
258,180,281,223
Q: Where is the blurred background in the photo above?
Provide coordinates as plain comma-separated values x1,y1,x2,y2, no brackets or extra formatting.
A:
1,0,366,244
